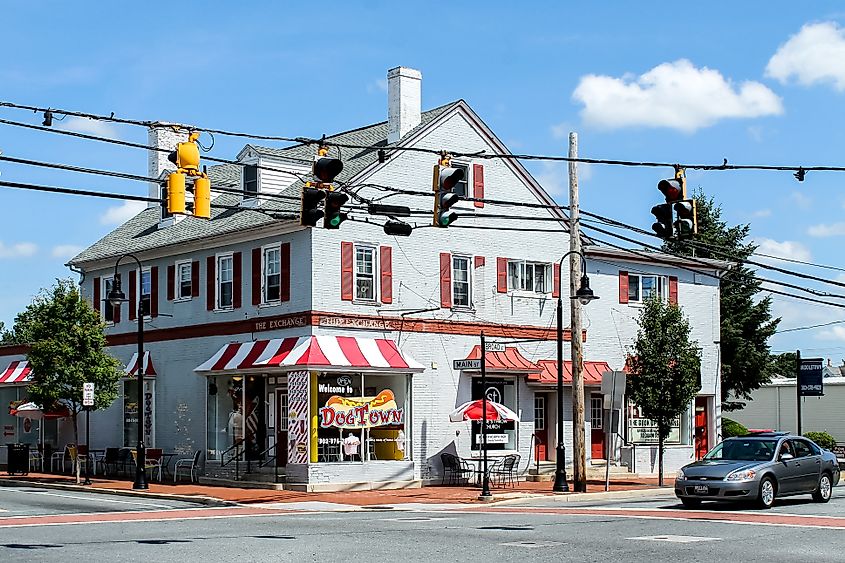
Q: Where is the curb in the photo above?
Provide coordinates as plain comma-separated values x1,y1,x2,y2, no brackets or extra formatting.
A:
487,487,676,506
0,479,236,507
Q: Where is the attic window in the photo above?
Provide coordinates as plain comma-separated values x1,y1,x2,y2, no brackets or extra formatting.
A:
243,164,258,197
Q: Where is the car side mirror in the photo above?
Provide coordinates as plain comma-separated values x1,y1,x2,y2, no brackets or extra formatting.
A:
780,453,794,461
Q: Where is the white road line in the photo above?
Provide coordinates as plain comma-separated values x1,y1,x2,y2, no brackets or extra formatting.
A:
7,490,177,509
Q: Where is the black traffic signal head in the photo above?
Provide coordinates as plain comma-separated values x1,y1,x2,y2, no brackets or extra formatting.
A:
313,157,344,183
300,187,326,227
383,220,413,237
657,178,684,202
651,203,674,239
435,191,460,227
674,199,698,239
438,166,464,191
323,190,349,229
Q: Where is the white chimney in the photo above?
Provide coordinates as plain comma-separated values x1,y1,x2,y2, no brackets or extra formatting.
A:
148,123,187,207
387,67,422,144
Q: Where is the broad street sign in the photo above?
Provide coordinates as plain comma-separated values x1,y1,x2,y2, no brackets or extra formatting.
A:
82,382,95,407
454,359,482,370
799,358,824,396
484,342,505,353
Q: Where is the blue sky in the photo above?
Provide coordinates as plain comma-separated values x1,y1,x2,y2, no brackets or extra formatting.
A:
2,1,845,361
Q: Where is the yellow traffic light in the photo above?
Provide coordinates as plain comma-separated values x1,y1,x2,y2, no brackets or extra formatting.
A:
193,176,211,219
167,172,186,215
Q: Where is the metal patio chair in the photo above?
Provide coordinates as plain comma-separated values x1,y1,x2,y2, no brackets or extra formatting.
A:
174,450,204,484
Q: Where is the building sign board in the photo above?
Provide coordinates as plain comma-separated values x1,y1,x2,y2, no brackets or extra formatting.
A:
798,358,824,397
319,389,404,429
627,404,680,444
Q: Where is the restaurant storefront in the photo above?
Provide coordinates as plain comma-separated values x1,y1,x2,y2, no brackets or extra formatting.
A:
195,334,423,490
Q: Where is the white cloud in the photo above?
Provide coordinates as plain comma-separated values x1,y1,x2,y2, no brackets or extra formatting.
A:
808,222,845,237
766,22,845,91
754,238,812,262
100,200,146,225
551,122,575,139
818,326,845,343
0,241,37,258
366,78,388,94
51,244,84,259
572,59,783,132
790,191,812,209
57,116,121,139
751,209,772,218
535,161,567,197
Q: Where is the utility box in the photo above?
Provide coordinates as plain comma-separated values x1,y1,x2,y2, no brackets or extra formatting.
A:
6,443,30,475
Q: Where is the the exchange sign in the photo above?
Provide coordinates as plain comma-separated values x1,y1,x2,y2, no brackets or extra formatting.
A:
799,358,824,396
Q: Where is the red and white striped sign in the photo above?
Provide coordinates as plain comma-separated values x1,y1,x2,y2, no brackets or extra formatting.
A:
0,361,32,384
195,336,424,373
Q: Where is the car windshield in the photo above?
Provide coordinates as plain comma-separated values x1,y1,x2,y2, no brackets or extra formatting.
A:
703,439,777,462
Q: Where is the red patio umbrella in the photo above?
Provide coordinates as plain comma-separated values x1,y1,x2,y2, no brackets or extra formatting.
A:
449,399,519,422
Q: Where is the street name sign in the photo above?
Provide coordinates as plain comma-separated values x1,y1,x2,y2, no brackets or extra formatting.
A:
454,359,482,370
484,342,505,353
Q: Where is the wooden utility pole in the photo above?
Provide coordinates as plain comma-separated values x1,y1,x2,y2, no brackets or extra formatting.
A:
568,132,587,492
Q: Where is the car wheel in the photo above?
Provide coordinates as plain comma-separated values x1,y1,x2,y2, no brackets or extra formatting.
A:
680,498,701,509
812,472,832,503
756,476,776,509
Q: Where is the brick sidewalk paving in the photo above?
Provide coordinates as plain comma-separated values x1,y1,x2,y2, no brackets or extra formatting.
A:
0,472,663,505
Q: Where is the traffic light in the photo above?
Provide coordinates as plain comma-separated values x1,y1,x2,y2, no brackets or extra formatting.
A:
323,190,349,229
165,131,212,219
674,199,698,239
651,203,674,239
313,156,343,183
300,186,326,227
432,156,463,228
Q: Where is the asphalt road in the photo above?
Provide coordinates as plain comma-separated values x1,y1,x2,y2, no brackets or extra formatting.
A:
1,485,844,562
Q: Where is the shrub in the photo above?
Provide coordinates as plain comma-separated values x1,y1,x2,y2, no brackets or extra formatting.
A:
804,431,837,450
722,417,748,438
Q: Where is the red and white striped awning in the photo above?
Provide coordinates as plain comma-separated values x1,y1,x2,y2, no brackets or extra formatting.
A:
195,336,424,374
125,352,156,377
0,360,32,384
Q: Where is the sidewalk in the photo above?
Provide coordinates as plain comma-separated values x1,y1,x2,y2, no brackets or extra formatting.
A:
0,472,665,506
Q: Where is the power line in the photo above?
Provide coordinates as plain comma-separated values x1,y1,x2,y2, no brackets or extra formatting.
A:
776,319,845,334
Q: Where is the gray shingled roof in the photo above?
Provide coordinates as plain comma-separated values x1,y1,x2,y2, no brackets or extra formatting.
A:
69,102,459,266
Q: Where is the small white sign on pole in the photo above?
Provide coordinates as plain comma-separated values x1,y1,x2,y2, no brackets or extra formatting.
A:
82,382,95,407
484,342,505,353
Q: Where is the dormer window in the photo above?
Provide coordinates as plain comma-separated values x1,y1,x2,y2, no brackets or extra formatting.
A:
243,164,258,198
451,163,469,197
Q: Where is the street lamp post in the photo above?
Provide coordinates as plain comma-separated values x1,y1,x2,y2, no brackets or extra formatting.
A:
553,250,598,493
107,253,148,490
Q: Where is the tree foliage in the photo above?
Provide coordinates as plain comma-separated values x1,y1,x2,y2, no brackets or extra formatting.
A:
664,191,779,410
13,279,122,482
0,321,17,345
627,295,701,485
767,352,797,379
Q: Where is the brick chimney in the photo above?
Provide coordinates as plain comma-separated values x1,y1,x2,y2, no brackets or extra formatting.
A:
387,67,422,144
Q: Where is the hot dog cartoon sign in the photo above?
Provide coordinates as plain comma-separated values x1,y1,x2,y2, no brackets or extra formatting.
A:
319,389,404,429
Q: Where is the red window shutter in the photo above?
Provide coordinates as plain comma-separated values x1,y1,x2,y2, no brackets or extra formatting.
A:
669,276,679,305
150,266,159,318
553,263,561,298
473,163,484,208
439,252,452,308
619,271,629,304
496,257,508,293
129,270,137,321
191,260,200,297
380,246,393,304
113,274,121,324
474,256,485,268
251,247,261,306
93,276,101,313
206,256,215,311
341,242,354,301
166,265,175,301
233,251,242,309
280,242,291,302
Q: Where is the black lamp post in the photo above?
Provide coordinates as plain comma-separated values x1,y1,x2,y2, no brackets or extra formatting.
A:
107,253,148,490
553,250,598,493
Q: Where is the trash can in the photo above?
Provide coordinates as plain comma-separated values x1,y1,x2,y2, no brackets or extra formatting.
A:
6,443,30,475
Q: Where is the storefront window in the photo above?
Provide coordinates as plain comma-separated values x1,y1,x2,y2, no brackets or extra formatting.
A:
123,379,155,447
316,373,409,463
470,377,517,451
205,375,265,461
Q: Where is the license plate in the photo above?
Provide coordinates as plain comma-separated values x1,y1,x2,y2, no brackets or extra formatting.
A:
694,485,709,495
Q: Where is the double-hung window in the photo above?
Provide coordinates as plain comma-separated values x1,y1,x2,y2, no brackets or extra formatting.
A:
628,274,666,303
103,277,116,323
452,256,471,308
354,245,376,301
218,254,234,309
243,164,258,198
264,246,281,303
140,269,152,318
508,260,552,294
176,261,192,300
451,163,469,197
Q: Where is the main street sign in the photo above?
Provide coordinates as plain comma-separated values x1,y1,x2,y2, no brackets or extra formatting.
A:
453,359,482,370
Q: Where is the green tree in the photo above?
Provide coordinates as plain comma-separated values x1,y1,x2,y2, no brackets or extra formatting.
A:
13,279,122,483
664,191,779,410
767,351,797,379
627,296,702,486
0,320,17,344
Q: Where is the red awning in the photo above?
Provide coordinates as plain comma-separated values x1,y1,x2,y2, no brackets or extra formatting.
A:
194,335,424,374
462,346,541,373
0,360,32,384
125,352,156,376
529,360,612,385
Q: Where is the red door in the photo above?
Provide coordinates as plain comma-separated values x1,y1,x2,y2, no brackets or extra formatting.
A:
533,395,548,461
694,397,708,460
590,394,605,459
